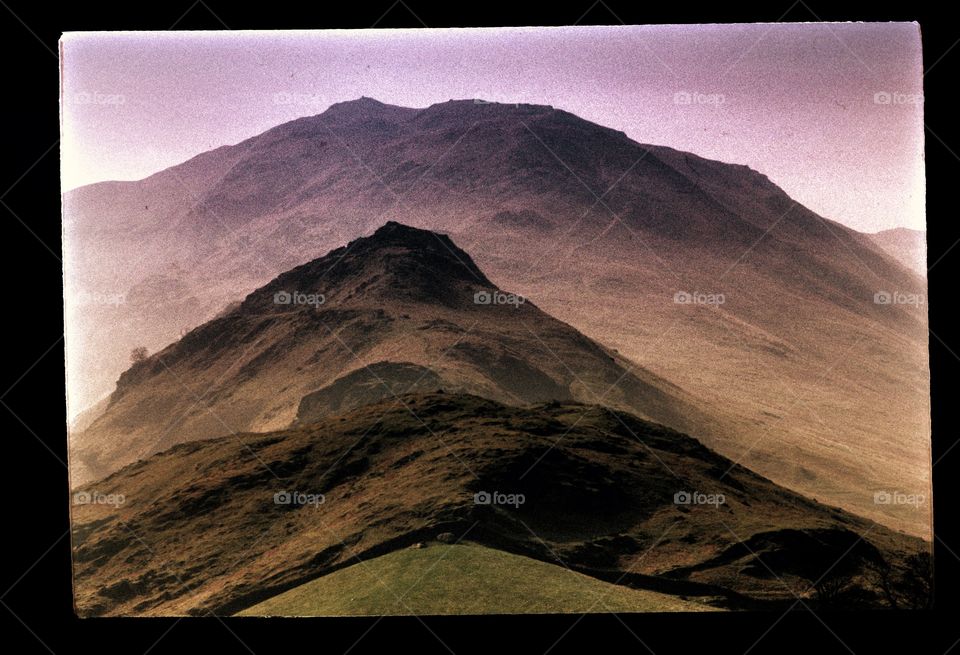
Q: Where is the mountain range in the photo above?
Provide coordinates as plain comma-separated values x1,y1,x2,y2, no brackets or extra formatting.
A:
64,97,931,537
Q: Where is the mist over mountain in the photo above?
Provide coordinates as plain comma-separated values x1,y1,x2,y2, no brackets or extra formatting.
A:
72,223,713,486
868,227,926,275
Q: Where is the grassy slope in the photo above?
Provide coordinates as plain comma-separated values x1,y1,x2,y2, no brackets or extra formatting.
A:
238,543,717,616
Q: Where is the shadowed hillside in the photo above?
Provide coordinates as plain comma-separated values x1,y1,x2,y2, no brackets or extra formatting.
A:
72,223,712,485
71,393,929,616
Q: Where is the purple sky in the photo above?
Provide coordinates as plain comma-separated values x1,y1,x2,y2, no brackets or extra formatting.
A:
60,24,925,232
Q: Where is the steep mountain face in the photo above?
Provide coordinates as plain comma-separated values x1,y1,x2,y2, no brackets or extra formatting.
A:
70,393,929,616
63,98,931,535
72,223,712,486
868,227,927,275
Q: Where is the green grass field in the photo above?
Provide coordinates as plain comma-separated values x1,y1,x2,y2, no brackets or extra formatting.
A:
238,543,719,616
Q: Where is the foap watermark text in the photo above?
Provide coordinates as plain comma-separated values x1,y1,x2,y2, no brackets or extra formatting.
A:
474,290,525,307
274,290,325,308
674,291,725,306
473,490,525,508
674,490,726,507
274,490,326,508
73,490,125,507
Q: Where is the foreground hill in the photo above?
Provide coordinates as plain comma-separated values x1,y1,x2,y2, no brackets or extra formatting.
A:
71,393,929,616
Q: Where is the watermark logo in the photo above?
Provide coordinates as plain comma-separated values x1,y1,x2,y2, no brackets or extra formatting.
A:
674,91,726,106
674,490,726,507
873,490,925,508
474,290,525,307
473,490,525,508
272,92,327,106
73,91,126,106
873,290,924,306
273,490,325,508
73,490,125,507
873,91,923,106
75,290,126,307
674,291,725,306
274,290,325,308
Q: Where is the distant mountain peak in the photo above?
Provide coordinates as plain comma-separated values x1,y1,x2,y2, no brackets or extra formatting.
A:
318,97,418,123
317,96,559,124
418,98,559,118
328,96,391,109
867,226,927,276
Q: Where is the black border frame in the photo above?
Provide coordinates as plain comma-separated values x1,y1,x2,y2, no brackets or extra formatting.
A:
2,1,956,652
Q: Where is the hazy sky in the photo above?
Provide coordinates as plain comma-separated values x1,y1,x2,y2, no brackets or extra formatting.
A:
60,24,925,232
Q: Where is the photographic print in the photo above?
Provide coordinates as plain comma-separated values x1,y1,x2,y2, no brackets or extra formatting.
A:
61,24,931,616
